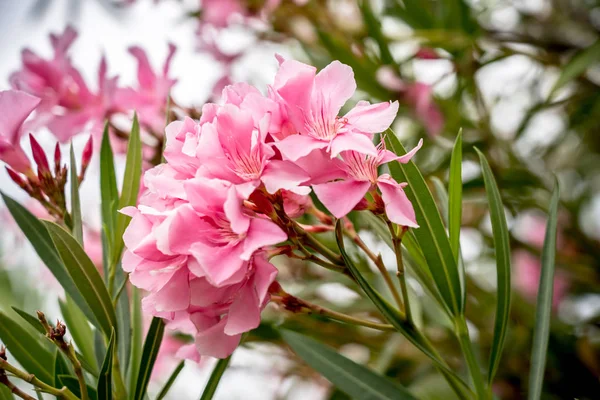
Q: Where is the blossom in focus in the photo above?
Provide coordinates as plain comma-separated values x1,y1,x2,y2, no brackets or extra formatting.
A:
0,90,40,174
273,58,399,160
312,139,423,226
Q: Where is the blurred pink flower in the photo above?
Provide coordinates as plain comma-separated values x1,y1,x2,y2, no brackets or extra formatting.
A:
0,90,40,174
405,82,444,137
513,250,569,309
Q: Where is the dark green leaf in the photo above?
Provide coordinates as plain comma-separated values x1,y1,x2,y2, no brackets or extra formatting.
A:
43,221,117,338
69,143,83,244
448,131,463,261
0,311,54,384
59,296,97,373
282,330,417,400
0,384,13,400
115,269,131,374
113,114,142,266
97,329,115,400
1,192,98,326
11,307,44,335
550,40,600,97
476,149,512,384
127,287,143,396
527,182,560,400
385,132,462,315
100,122,118,263
199,356,231,400
59,375,98,400
54,350,71,388
133,317,165,400
156,361,185,400
359,0,394,64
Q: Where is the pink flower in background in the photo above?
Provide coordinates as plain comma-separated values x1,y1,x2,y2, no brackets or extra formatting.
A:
0,90,40,174
116,44,177,133
273,58,399,160
313,140,422,226
513,250,569,309
200,0,246,29
405,83,444,137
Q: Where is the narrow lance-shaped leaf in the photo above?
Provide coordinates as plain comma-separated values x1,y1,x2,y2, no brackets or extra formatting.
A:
282,330,418,400
448,130,462,261
69,143,83,244
133,317,165,400
156,361,185,400
476,149,512,384
59,375,98,400
528,182,560,400
59,297,97,373
385,132,462,315
54,350,70,388
550,40,600,98
113,114,142,265
0,311,55,385
199,356,232,400
44,221,117,338
127,287,143,396
97,329,115,400
100,122,119,262
335,222,472,398
11,307,45,335
0,192,98,327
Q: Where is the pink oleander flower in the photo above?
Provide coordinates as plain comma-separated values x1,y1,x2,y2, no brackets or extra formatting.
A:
116,44,177,134
273,58,399,160
196,104,310,195
513,250,569,309
312,139,423,227
0,90,40,174
200,0,246,29
405,83,444,137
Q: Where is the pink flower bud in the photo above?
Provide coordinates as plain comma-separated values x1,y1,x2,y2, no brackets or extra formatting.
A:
29,134,50,176
79,135,93,181
5,167,28,189
54,142,61,176
415,48,439,60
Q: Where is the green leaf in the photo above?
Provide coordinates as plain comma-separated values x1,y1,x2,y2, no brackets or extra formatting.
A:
78,351,100,378
11,307,44,335
97,329,115,400
550,40,600,98
281,330,418,400
359,0,394,64
0,192,98,326
69,143,83,244
58,375,98,400
385,132,462,315
127,287,143,396
100,122,118,262
448,131,463,261
0,384,13,400
476,149,512,384
431,177,449,225
527,182,560,400
335,222,471,397
133,317,165,400
59,296,97,373
156,361,185,400
113,114,142,265
43,221,117,338
199,356,231,400
54,350,71,388
115,270,131,374
0,311,55,384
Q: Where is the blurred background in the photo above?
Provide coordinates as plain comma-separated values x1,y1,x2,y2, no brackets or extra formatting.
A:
0,0,599,399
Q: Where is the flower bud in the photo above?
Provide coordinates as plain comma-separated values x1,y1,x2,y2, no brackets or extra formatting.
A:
80,135,93,180
415,48,439,60
54,142,61,176
5,167,28,190
29,134,50,176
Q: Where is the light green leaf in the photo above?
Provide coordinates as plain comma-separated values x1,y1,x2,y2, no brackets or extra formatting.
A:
0,384,14,400
54,350,70,388
282,330,418,400
0,311,55,385
11,307,44,335
448,131,462,261
431,177,449,225
133,317,165,400
156,361,185,400
43,221,117,338
58,375,98,400
1,192,98,326
113,114,142,266
127,287,143,396
97,329,115,400
59,296,97,373
69,143,83,244
100,122,119,264
115,269,131,374
385,132,462,315
199,356,231,400
527,182,560,400
550,40,600,98
476,149,512,384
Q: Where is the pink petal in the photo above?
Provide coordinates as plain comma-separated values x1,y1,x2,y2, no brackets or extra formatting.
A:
224,185,250,234
261,159,310,194
377,175,418,228
194,318,241,359
224,283,260,335
146,267,190,312
241,218,287,260
129,46,156,89
0,140,31,174
313,61,356,120
344,100,399,134
312,179,371,218
252,254,278,304
330,132,378,158
275,134,327,161
380,138,423,164
0,90,41,143
190,242,247,287
175,344,201,363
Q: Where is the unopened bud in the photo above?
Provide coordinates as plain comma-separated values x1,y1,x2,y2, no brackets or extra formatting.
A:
52,320,66,340
298,223,333,233
0,345,6,360
415,48,439,60
79,136,93,181
5,167,28,190
54,143,61,177
29,134,50,176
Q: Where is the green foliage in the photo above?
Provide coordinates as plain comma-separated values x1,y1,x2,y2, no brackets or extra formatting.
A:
97,329,115,400
69,144,83,244
156,361,185,400
132,317,165,400
199,356,232,400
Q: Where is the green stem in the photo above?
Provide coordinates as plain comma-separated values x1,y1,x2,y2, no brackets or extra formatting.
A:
387,222,414,325
0,359,78,400
294,223,344,266
112,349,128,400
455,318,488,400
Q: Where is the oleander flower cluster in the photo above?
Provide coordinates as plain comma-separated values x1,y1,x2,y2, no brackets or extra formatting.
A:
121,56,422,360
